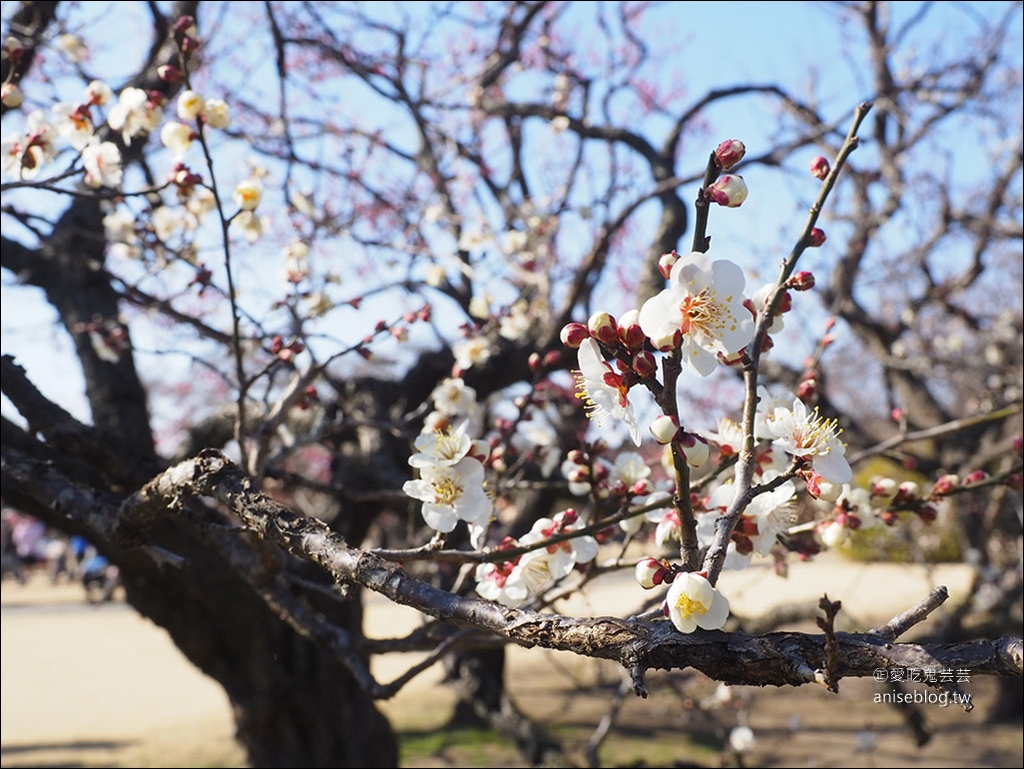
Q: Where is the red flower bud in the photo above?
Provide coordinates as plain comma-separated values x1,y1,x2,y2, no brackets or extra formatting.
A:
713,139,746,170
560,322,589,348
808,228,826,247
810,156,830,180
787,271,815,291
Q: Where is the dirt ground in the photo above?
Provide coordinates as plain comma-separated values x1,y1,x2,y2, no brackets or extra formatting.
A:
1,554,1021,768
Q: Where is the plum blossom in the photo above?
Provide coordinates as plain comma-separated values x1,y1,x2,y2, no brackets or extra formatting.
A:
763,398,852,483
402,457,492,533
82,141,122,188
202,98,231,129
700,474,797,569
453,335,493,371
666,571,730,633
638,251,754,376
519,509,599,574
475,557,530,606
107,87,163,144
573,338,641,446
409,422,472,468
643,491,679,547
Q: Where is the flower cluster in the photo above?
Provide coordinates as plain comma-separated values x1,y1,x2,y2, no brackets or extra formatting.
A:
475,509,599,607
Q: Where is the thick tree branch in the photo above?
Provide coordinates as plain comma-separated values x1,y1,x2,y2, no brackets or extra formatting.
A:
103,449,1023,698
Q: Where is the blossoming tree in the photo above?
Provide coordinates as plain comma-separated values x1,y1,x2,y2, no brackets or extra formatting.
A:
2,1,1021,766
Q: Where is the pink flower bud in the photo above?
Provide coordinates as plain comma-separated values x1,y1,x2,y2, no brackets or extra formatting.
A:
617,309,645,349
632,478,653,496
635,558,668,589
808,228,827,247
917,503,938,522
930,474,960,498
713,139,746,170
566,449,588,465
810,156,831,180
542,350,561,369
787,271,815,291
706,175,748,208
893,481,920,505
587,311,618,345
560,322,589,348
796,376,817,402
658,250,679,280
870,477,898,500
528,352,542,372
632,350,657,378
650,414,680,445
963,470,989,486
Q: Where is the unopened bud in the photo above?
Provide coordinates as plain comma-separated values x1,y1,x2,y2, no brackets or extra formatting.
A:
0,82,22,108
787,271,815,291
566,449,588,465
893,481,920,505
542,350,561,369
632,478,653,496
157,64,184,84
587,311,618,344
796,376,817,402
560,322,589,348
528,352,542,373
469,439,490,463
650,415,680,445
632,350,657,378
818,519,848,548
930,474,960,498
3,36,24,61
808,228,826,247
810,155,830,180
635,558,668,589
917,503,938,522
706,175,748,208
617,309,645,349
963,470,989,486
678,431,709,468
658,250,679,280
713,139,746,170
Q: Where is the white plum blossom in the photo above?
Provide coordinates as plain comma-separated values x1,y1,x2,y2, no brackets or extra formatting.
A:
161,121,194,159
666,571,730,633
51,102,94,149
202,98,232,129
402,457,492,533
763,398,852,483
729,726,756,755
573,338,642,446
429,377,478,418
81,141,122,188
453,335,493,371
643,491,679,547
1,110,56,179
475,559,529,606
519,509,599,573
107,87,162,144
177,90,205,120
233,178,262,211
700,474,797,569
409,422,473,468
638,250,754,376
